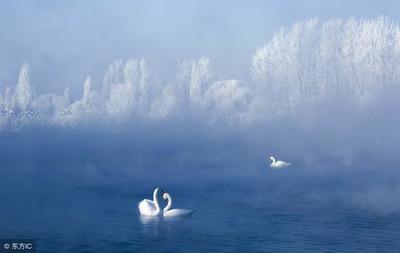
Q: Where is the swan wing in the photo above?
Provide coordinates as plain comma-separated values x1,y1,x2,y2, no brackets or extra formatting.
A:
164,209,195,217
139,199,158,216
273,161,291,168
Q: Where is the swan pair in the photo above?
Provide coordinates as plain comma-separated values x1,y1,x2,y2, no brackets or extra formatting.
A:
138,188,194,217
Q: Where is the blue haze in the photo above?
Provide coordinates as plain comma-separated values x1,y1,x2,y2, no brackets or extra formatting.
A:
1,1,400,252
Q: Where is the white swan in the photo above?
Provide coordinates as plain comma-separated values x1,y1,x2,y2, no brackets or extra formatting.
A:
138,188,163,216
270,156,291,168
163,192,195,217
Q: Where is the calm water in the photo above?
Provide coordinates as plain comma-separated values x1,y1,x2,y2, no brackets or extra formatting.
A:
1,164,400,253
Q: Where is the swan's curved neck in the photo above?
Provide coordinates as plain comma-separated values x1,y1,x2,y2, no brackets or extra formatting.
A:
163,194,172,213
271,157,276,165
153,188,160,213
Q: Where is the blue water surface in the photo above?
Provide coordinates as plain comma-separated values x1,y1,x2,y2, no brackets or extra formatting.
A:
1,161,399,253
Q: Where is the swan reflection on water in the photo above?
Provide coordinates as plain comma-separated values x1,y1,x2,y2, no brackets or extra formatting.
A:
139,211,195,236
139,215,162,225
139,214,193,225
139,215,163,236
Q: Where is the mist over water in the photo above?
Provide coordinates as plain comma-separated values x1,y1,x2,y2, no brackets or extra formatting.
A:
1,17,400,252
1,17,400,167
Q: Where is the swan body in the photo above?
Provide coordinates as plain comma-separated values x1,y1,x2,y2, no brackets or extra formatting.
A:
163,193,194,217
270,156,291,168
139,188,162,216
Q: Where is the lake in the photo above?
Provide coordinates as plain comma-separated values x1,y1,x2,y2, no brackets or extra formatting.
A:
1,161,399,253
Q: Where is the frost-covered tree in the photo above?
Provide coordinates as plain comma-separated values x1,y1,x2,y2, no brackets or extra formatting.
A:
102,60,123,103
2,17,400,130
102,59,159,119
15,63,33,110
252,17,400,113
4,87,13,111
177,57,212,106
82,76,92,107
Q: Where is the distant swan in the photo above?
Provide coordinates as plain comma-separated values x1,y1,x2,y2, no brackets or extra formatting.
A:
138,188,163,216
270,156,291,168
163,192,195,217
